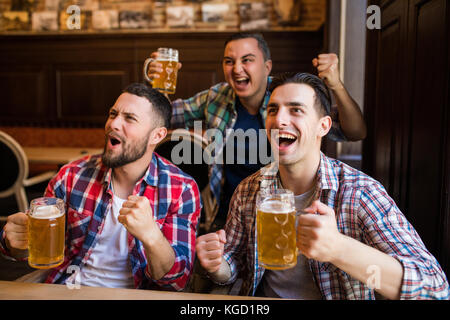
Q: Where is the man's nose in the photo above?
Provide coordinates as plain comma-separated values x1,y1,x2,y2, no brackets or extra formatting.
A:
275,107,290,127
107,116,122,131
233,61,243,74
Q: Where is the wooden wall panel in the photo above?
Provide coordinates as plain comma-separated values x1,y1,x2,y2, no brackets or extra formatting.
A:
0,67,49,121
0,31,324,127
55,68,130,124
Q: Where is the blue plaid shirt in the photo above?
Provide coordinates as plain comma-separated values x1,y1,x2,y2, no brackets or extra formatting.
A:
220,153,449,299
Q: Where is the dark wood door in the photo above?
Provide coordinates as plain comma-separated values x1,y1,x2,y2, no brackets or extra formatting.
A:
364,0,450,277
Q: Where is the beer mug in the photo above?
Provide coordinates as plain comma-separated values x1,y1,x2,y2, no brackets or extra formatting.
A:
256,189,297,270
143,47,179,95
27,197,65,269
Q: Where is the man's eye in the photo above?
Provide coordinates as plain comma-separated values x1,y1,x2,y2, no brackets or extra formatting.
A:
267,108,277,114
224,60,233,65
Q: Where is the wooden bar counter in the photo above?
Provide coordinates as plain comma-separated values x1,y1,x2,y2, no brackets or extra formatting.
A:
0,280,270,300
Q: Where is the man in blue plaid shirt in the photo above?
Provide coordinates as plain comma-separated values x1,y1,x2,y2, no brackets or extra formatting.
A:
195,72,449,299
147,33,367,229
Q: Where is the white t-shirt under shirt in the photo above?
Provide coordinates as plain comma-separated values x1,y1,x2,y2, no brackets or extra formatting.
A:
259,189,323,299
76,194,135,288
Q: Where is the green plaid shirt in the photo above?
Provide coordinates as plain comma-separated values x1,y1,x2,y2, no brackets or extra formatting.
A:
170,78,346,208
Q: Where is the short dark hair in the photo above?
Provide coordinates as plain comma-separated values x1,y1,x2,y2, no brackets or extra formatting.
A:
269,72,331,116
224,33,271,61
123,83,172,128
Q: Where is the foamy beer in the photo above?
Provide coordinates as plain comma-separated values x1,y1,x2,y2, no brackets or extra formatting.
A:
27,197,65,269
143,47,179,95
256,189,297,270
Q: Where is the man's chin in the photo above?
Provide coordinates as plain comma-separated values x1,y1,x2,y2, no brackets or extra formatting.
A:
234,88,251,98
276,154,299,167
102,153,122,169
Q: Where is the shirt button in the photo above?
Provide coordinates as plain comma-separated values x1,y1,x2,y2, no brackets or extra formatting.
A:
73,213,78,218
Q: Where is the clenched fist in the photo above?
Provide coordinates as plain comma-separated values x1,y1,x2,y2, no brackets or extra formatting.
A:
312,53,343,90
195,229,226,273
118,195,159,245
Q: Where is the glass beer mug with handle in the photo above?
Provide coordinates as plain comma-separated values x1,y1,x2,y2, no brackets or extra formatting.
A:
27,197,65,269
256,189,297,270
143,47,179,95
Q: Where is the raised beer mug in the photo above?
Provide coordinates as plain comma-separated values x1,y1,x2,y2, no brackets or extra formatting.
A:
27,197,65,269
143,47,179,95
256,189,297,270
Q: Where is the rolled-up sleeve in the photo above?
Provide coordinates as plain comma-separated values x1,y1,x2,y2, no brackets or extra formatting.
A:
221,185,248,285
359,183,449,299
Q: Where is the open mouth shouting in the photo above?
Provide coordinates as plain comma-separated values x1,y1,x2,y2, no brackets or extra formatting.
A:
233,76,250,91
273,131,298,152
106,133,123,150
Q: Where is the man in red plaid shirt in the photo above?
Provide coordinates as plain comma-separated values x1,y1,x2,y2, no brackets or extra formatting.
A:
1,83,201,291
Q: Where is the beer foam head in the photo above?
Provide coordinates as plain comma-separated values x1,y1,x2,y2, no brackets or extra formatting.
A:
31,205,62,219
259,200,293,213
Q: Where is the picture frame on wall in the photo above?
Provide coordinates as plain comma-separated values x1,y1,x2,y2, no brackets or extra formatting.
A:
201,3,229,23
10,0,34,11
32,11,58,31
239,2,269,31
119,10,151,29
166,5,194,28
0,11,30,31
44,0,60,11
92,10,119,30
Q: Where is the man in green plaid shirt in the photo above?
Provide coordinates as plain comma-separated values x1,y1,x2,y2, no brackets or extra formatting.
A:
147,33,366,230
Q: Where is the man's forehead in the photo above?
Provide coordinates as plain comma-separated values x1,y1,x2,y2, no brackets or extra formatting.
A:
270,83,316,104
112,93,152,114
224,38,261,56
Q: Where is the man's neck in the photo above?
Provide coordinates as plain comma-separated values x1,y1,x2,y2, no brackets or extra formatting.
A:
240,98,262,115
278,152,321,196
111,153,152,199
237,87,267,115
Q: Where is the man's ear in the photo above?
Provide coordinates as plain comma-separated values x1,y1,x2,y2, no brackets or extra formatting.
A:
265,59,272,75
149,127,167,146
317,116,332,138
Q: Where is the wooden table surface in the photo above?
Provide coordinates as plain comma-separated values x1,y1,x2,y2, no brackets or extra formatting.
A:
23,147,103,165
0,280,271,300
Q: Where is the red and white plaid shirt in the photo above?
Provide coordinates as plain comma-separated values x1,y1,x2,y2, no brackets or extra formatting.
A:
220,153,449,299
1,152,201,291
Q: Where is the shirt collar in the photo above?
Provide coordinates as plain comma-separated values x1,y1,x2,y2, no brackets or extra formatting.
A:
258,76,272,122
317,152,339,191
258,152,339,193
102,153,159,189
